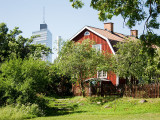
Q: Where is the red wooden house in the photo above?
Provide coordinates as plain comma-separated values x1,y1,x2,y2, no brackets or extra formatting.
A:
70,23,138,96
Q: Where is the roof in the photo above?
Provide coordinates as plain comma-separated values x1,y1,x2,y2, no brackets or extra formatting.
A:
70,25,137,54
88,26,127,42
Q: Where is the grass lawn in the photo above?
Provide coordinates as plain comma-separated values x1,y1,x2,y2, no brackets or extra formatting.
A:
30,96,160,120
32,113,160,120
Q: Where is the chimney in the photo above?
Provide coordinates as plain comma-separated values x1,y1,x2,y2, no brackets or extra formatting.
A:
130,30,138,38
104,22,114,33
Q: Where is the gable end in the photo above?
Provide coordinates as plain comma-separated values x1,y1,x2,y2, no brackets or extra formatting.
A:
70,26,115,55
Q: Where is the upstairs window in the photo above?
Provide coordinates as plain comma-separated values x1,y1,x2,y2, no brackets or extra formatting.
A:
92,44,102,52
97,71,107,78
84,31,90,36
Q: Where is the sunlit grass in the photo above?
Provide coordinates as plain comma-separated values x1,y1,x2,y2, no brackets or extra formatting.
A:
32,113,160,120
31,96,160,120
1,96,159,120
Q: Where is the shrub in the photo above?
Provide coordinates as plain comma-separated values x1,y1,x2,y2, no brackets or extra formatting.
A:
46,64,72,96
0,57,49,105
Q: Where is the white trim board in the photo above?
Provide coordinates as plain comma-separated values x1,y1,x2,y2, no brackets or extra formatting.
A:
116,75,119,86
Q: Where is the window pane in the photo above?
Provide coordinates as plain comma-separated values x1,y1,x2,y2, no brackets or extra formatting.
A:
92,44,101,52
97,71,107,78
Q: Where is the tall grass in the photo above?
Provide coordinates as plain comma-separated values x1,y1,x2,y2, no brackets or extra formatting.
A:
0,103,43,120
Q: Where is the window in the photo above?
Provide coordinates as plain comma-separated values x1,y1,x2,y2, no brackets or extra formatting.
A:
84,31,90,36
92,44,102,52
97,71,107,78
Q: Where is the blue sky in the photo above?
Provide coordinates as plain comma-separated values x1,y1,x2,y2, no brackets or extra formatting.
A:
2,0,157,39
0,0,159,60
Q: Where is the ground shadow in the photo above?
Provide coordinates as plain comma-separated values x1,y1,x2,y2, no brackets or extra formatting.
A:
44,106,86,116
44,95,122,116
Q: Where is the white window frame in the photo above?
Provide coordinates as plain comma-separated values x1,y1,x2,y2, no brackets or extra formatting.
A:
97,71,107,78
92,44,102,52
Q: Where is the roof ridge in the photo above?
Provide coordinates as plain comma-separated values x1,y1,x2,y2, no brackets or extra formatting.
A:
87,26,105,31
113,32,127,39
114,32,128,37
88,26,127,39
88,26,130,37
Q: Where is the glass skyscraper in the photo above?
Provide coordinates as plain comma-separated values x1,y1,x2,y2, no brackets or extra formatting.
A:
32,23,52,63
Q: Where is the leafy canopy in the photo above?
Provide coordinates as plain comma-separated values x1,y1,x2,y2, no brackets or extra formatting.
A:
114,39,160,83
57,39,110,80
70,0,160,29
56,39,111,96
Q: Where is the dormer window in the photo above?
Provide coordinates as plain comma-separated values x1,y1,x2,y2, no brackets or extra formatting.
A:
84,31,90,36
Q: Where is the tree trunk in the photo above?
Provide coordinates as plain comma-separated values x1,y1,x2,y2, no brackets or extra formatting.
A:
79,71,86,97
80,79,85,97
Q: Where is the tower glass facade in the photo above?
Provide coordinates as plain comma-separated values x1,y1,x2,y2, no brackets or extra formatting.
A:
32,24,52,63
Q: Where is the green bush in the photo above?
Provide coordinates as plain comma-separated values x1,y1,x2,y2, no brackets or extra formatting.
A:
46,64,72,96
0,103,43,120
0,57,49,105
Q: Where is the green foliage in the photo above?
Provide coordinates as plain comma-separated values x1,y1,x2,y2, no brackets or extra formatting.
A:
46,64,72,96
0,23,51,63
69,0,160,30
0,57,49,105
140,32,160,57
56,39,110,96
114,39,160,83
70,0,84,9
0,103,43,120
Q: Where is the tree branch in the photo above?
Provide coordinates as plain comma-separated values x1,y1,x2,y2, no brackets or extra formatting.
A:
143,0,152,34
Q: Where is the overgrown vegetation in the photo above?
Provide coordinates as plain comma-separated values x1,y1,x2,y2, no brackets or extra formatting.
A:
0,103,43,120
113,39,160,83
0,23,72,119
47,64,72,96
56,39,111,96
0,57,49,105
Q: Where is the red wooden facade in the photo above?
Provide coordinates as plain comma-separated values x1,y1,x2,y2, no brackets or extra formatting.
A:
72,28,117,85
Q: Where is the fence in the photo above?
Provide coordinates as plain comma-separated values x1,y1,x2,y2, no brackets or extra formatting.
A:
123,83,160,98
73,82,160,98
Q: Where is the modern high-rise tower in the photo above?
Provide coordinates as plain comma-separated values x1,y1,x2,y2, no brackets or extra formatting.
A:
32,23,52,63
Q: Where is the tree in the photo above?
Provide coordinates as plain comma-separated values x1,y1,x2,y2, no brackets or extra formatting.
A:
0,57,50,105
0,23,51,63
56,39,111,96
70,0,160,55
113,39,160,84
